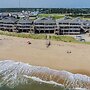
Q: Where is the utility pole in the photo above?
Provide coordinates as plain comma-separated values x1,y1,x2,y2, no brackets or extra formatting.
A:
19,0,20,8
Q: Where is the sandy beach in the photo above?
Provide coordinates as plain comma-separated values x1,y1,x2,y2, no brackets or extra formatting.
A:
0,35,90,76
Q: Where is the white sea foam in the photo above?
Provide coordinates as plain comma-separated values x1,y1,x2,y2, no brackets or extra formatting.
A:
0,60,90,89
23,75,64,86
74,88,87,90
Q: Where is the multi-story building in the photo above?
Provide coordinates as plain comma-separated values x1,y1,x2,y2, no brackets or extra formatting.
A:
56,17,90,35
16,18,34,33
0,15,90,35
0,17,17,32
34,17,57,34
56,17,81,35
81,20,90,33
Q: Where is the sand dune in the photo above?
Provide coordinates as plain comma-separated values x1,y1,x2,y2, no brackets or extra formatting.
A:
0,35,90,76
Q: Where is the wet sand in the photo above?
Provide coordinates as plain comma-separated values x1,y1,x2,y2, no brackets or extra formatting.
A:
0,35,90,76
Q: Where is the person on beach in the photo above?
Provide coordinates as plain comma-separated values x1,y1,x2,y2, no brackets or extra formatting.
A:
27,41,31,45
46,35,51,48
46,39,51,48
67,50,71,54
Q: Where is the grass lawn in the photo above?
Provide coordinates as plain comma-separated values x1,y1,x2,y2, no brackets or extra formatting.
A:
38,14,90,20
38,14,65,19
82,17,90,20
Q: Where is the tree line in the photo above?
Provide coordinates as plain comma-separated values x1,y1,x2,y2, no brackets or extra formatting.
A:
0,8,90,15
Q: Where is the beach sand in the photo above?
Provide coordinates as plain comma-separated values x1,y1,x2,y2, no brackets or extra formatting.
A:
0,35,90,76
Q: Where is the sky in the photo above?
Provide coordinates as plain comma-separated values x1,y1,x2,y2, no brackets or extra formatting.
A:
0,0,90,8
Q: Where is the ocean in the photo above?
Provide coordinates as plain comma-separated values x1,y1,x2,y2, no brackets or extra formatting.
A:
0,81,67,90
0,60,89,90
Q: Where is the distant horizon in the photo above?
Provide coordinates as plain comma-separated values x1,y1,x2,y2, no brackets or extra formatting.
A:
0,0,90,8
0,7,90,9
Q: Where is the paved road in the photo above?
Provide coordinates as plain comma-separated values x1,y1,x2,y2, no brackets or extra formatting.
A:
71,33,90,42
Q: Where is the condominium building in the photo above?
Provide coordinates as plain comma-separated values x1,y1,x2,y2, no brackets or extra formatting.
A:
34,17,57,34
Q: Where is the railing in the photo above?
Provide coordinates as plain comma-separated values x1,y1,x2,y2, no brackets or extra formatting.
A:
35,25,57,27
36,28,56,30
61,28,80,30
17,27,33,29
58,25,81,27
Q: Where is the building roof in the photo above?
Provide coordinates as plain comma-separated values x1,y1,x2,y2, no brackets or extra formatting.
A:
0,17,17,24
56,17,72,23
70,17,82,24
16,18,33,24
56,17,90,26
0,13,9,17
34,17,56,24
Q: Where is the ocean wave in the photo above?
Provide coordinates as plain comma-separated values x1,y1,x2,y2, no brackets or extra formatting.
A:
0,60,90,89
23,75,64,86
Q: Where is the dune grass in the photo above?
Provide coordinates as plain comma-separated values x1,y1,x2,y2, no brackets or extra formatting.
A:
0,30,90,45
0,31,75,43
50,35,77,42
0,31,47,39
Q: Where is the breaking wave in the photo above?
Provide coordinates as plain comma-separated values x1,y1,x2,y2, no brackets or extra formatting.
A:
0,60,90,90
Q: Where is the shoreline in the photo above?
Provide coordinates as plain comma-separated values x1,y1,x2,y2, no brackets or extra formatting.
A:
0,35,90,76
0,60,90,89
